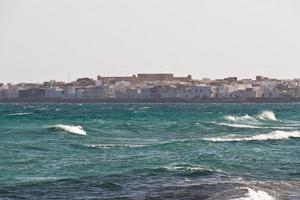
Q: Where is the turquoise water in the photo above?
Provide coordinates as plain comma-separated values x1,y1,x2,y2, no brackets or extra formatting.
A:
0,103,300,199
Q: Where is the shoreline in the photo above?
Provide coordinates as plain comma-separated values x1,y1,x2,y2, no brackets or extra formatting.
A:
1,97,300,103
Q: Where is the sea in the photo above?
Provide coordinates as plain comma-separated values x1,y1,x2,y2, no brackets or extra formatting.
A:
0,103,300,200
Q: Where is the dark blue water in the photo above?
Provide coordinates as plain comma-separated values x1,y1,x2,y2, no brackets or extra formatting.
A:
1,103,300,199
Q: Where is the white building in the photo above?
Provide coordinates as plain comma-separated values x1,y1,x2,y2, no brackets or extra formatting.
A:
79,86,109,99
63,86,77,98
45,88,63,98
184,85,211,99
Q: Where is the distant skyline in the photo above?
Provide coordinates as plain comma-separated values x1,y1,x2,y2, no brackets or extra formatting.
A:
1,0,300,83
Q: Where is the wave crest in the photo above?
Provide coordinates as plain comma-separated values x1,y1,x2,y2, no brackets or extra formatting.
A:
233,187,275,200
204,130,300,142
225,111,276,122
87,144,143,148
225,114,254,122
258,111,277,121
49,124,86,135
8,112,32,116
215,123,260,129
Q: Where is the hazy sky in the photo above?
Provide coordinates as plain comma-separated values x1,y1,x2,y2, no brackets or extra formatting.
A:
1,0,300,83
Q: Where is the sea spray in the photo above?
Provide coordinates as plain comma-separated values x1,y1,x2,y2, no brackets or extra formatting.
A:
258,111,277,121
49,124,86,135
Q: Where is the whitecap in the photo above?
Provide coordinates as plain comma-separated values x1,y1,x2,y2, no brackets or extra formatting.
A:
232,187,276,200
204,130,300,142
138,106,151,110
224,111,277,122
215,123,261,129
87,144,143,148
49,124,86,135
8,112,32,116
163,163,220,173
214,122,296,130
225,114,255,122
257,111,277,121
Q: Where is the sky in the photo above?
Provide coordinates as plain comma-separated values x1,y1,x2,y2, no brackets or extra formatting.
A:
1,0,300,83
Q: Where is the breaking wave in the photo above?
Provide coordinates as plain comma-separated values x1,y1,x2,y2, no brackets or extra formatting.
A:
225,111,277,122
138,106,151,110
164,164,211,173
257,111,277,121
137,163,218,177
214,122,295,130
215,123,261,129
225,114,255,122
233,187,275,200
49,124,86,135
204,130,300,142
87,144,144,148
8,112,32,116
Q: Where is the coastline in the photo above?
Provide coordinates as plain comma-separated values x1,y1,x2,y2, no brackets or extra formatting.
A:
1,97,300,103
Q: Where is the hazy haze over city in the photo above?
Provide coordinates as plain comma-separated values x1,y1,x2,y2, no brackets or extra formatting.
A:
1,0,300,83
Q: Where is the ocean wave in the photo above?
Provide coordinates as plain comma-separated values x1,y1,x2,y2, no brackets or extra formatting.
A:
49,124,86,135
8,112,32,116
204,130,300,142
138,106,151,110
37,107,47,111
233,187,275,200
225,114,255,122
225,111,277,122
163,163,220,176
166,165,207,172
215,123,261,129
257,111,277,121
214,122,296,130
135,164,217,177
86,144,144,148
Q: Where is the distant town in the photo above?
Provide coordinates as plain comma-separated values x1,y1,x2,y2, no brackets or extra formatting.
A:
1,73,300,102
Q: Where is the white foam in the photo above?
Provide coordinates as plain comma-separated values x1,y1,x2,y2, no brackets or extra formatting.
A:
204,130,300,142
224,111,277,122
8,112,32,116
216,123,260,129
214,123,295,130
258,111,277,121
138,106,151,110
233,187,275,200
163,163,221,173
225,114,255,122
50,124,86,135
171,166,206,172
87,144,144,148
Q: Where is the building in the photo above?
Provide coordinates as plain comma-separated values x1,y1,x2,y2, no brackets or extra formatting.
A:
137,73,192,83
45,88,64,98
73,78,95,87
97,75,137,84
0,88,19,99
183,85,211,99
19,89,45,98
